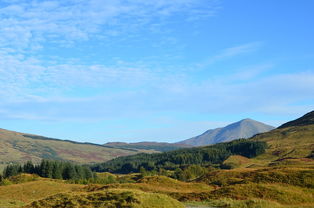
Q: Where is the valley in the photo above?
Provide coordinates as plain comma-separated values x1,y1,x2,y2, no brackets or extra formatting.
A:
0,111,313,207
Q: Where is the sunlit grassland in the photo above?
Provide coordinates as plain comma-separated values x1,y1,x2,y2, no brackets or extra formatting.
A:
23,189,184,208
0,179,83,207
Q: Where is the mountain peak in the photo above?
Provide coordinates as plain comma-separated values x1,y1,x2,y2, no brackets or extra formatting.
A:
278,110,314,129
177,119,274,146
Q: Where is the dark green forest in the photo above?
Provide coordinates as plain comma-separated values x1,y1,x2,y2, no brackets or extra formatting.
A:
2,160,93,181
91,139,267,174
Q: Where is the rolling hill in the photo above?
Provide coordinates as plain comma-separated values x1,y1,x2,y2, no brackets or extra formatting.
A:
178,118,274,146
0,128,149,164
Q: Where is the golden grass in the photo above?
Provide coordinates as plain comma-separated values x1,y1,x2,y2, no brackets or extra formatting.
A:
23,188,185,208
88,175,213,195
252,125,314,162
0,179,83,207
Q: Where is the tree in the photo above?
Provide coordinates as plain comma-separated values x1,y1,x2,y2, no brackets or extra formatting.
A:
52,162,63,179
23,161,35,174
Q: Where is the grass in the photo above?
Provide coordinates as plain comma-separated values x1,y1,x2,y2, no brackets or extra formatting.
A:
185,198,283,208
1,167,313,208
211,183,314,205
252,125,314,162
197,165,314,188
87,175,213,195
0,179,83,207
23,189,185,208
222,155,252,169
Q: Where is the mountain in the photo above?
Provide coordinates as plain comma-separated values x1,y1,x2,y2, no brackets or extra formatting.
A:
177,119,275,146
278,110,314,129
105,142,190,152
0,128,149,164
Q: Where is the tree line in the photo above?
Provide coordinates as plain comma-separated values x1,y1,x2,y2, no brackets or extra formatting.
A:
2,160,94,180
91,139,267,174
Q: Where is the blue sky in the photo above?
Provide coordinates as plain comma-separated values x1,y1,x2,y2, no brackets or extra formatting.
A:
0,0,313,143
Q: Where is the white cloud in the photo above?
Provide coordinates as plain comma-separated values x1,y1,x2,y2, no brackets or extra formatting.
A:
195,42,263,68
0,0,220,50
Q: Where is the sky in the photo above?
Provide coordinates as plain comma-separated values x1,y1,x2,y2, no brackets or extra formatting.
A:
0,0,313,144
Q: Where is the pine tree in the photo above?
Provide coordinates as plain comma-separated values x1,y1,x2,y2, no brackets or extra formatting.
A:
23,161,35,174
52,162,63,179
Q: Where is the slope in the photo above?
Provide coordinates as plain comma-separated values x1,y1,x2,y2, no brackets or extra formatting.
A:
278,110,314,129
178,118,274,146
0,128,147,164
251,111,314,163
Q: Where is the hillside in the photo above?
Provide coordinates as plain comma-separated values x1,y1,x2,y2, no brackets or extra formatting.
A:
251,126,314,163
0,128,147,164
178,118,274,146
105,142,190,152
278,110,314,129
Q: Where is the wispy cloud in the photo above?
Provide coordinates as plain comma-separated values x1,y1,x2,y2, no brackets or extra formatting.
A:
195,42,263,68
0,0,220,51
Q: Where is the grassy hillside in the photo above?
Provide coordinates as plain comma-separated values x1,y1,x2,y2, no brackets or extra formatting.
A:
252,124,314,161
0,128,149,164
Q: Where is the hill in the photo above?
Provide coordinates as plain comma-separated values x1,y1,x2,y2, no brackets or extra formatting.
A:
0,128,148,164
105,142,190,152
177,118,274,146
278,110,314,129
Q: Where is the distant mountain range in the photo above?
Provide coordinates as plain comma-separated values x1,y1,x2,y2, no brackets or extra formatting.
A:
177,119,275,146
105,142,190,152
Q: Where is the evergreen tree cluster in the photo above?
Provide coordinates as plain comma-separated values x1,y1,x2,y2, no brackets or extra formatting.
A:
91,139,267,174
3,160,93,180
